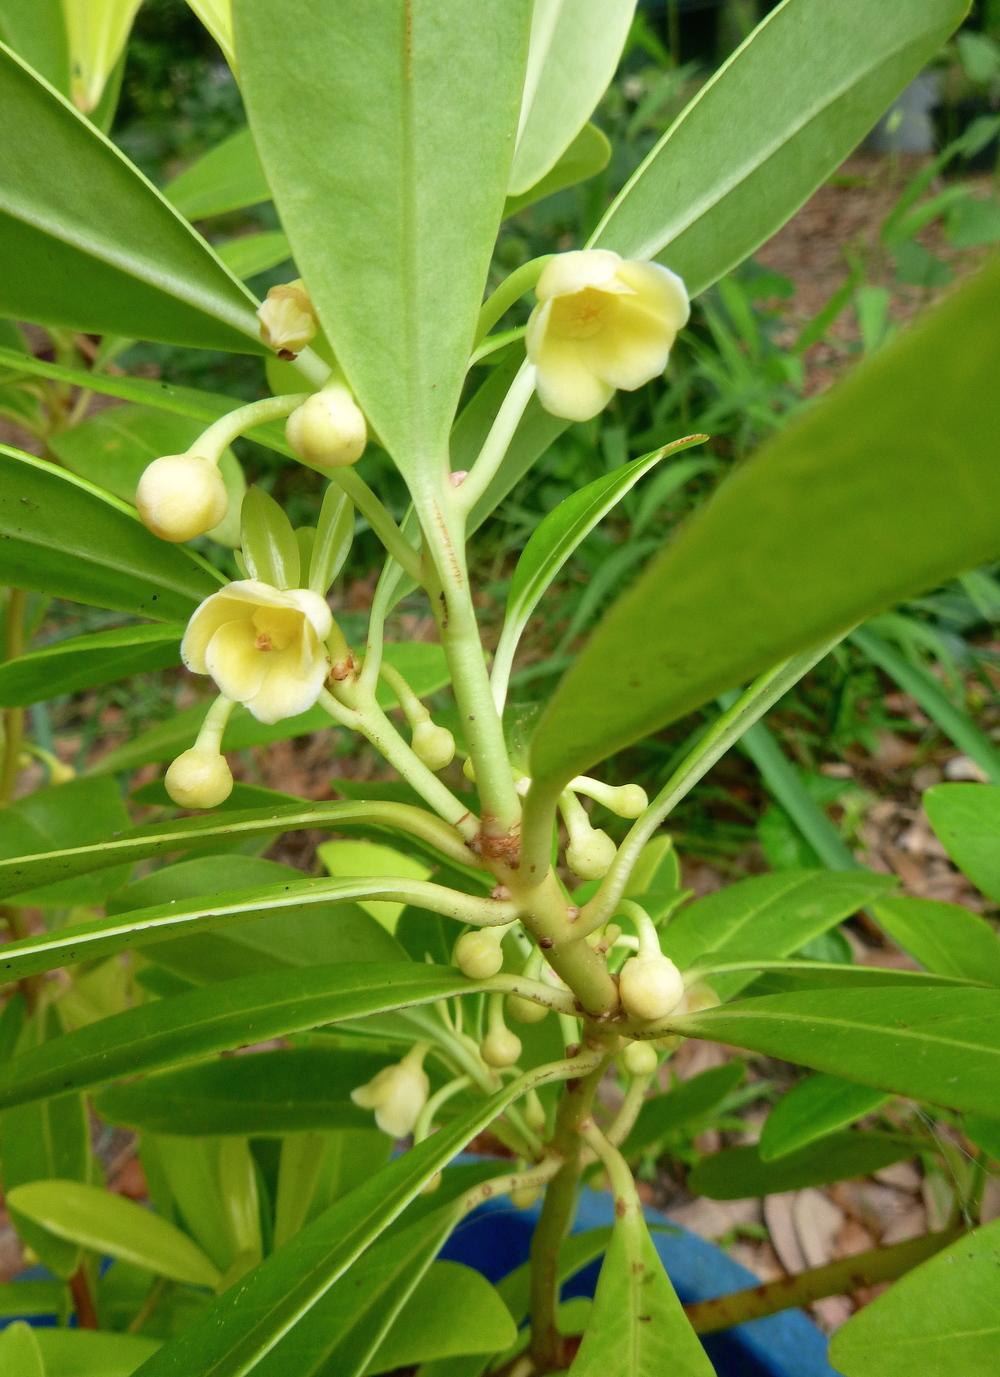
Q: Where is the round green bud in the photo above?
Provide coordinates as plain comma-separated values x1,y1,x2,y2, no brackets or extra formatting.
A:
454,929,504,980
481,1026,522,1068
411,720,455,771
622,1040,658,1077
566,827,617,880
136,454,228,543
510,1183,541,1210
286,385,367,468
613,784,649,818
619,953,685,1022
507,993,549,1025
165,748,233,810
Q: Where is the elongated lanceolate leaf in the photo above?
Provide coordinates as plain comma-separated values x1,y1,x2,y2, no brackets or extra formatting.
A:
235,0,532,482
0,624,184,708
0,963,483,1110
530,254,1000,790
667,986,1000,1117
873,896,1000,987
0,447,222,620
591,0,967,295
758,1074,890,1161
0,42,263,349
165,126,269,220
689,1133,911,1199
924,784,1000,903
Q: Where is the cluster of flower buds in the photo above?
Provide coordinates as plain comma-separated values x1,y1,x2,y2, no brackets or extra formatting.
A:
350,1045,430,1138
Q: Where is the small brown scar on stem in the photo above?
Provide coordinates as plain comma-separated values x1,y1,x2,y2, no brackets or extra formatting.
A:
539,936,554,949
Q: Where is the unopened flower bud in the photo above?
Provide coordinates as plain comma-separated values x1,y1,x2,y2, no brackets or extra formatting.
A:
612,784,649,817
411,719,455,771
481,1026,522,1068
350,1047,429,1138
136,454,228,542
454,929,504,980
566,827,617,880
510,1183,541,1210
619,952,685,1022
524,1091,547,1133
678,981,720,1015
164,748,233,810
623,1040,658,1077
462,756,476,782
286,385,367,468
257,280,318,356
507,993,549,1025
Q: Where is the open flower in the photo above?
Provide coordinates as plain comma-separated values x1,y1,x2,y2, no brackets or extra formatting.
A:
181,580,332,724
351,1047,430,1138
526,249,689,422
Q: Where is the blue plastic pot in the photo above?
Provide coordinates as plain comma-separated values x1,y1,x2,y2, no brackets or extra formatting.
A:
440,1181,838,1377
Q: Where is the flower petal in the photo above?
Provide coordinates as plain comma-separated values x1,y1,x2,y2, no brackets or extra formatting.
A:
286,588,333,641
615,259,690,332
536,249,624,301
181,594,246,673
533,334,615,421
204,621,266,703
246,647,328,724
582,299,676,392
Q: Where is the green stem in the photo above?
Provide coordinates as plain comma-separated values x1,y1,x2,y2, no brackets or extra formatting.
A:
456,360,537,514
529,1053,613,1371
605,1074,653,1148
1,588,26,805
193,393,309,462
684,1227,963,1334
475,256,552,343
378,661,429,727
577,639,842,936
326,468,423,583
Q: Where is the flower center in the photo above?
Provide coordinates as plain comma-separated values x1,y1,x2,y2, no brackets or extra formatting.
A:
251,606,299,654
551,287,615,340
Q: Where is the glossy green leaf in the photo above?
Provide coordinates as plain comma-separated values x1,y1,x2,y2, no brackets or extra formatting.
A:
61,0,141,114
47,404,246,547
0,775,131,905
94,639,451,772
964,1114,1000,1162
366,1262,516,1373
236,0,531,481
829,1219,1000,1377
924,784,1000,903
0,798,462,903
668,986,1000,1116
0,447,222,620
0,1279,64,1319
530,254,1000,790
0,623,183,708
874,896,1000,986
240,487,299,590
569,1206,712,1377
165,126,269,220
591,0,966,295
508,0,634,195
492,436,706,705
147,1135,242,1273
217,230,291,281
0,1322,45,1377
0,43,263,350
33,1329,158,1377
185,0,235,68
308,485,354,595
663,870,894,997
624,1062,745,1158
94,1048,385,1136
125,1076,547,1377
758,1074,890,1160
8,1180,221,1288
689,1133,910,1199
504,122,611,219
0,0,69,91
0,964,481,1109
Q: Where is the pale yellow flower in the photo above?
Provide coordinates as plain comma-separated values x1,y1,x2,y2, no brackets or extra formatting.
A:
256,279,318,356
181,580,332,724
351,1047,430,1138
526,249,689,421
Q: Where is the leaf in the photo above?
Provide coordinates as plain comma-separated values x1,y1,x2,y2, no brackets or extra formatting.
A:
689,1133,910,1199
0,0,69,92
504,122,611,219
667,986,1000,1116
662,870,893,997
0,799,458,903
829,1219,1000,1377
319,839,431,931
491,436,706,705
61,0,142,114
0,623,184,708
0,43,263,350
217,230,291,281
0,774,132,906
240,487,300,590
0,964,482,1109
874,896,1000,987
624,1063,744,1158
148,1136,242,1273
0,1322,45,1377
924,784,1000,903
93,1048,385,1136
8,1180,222,1289
0,1279,64,1318
0,446,222,620
33,1329,159,1377
569,1206,713,1377
164,126,269,220
365,1262,516,1373
591,0,967,295
508,0,634,195
758,1074,890,1160
185,0,235,68
125,1079,547,1377
235,0,532,481
529,253,1000,790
